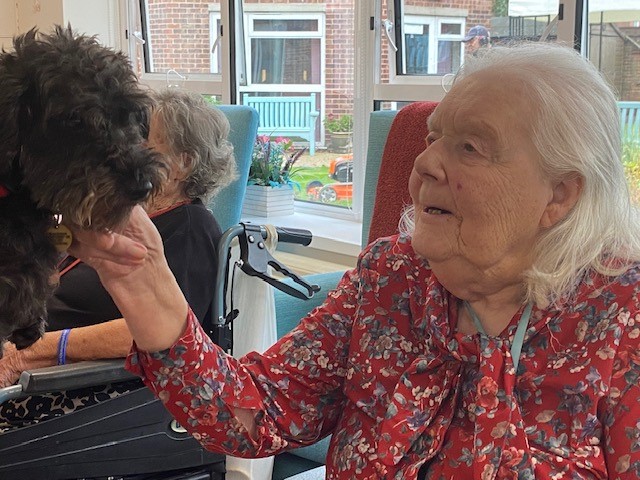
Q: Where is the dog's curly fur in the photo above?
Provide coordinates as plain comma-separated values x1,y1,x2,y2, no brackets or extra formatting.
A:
0,25,165,354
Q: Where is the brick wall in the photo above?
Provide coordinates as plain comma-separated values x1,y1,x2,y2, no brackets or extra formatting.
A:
324,0,354,120
621,27,640,101
147,0,211,74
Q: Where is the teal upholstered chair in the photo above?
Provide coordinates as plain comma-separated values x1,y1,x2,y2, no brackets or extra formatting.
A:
271,103,438,480
361,109,398,247
209,105,259,232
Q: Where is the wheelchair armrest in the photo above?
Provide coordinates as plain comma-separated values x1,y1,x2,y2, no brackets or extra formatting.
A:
0,359,137,404
19,359,137,394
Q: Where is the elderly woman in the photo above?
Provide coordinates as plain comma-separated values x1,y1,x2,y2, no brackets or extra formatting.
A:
70,43,640,479
0,89,235,428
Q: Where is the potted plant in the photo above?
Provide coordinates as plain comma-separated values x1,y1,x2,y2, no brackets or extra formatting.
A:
242,136,306,217
323,114,353,153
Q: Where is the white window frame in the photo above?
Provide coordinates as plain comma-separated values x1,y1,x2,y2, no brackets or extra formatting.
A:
401,15,465,74
124,0,230,101
240,13,325,94
209,11,222,75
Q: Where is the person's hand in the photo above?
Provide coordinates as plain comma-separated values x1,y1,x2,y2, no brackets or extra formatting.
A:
0,343,27,387
0,337,57,388
67,205,159,289
67,206,189,352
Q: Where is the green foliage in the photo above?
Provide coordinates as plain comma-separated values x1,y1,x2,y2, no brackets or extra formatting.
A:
493,0,508,16
623,141,640,205
323,114,353,133
248,135,306,187
202,94,221,106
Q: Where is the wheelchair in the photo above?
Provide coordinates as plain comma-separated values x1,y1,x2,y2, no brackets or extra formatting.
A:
0,223,319,480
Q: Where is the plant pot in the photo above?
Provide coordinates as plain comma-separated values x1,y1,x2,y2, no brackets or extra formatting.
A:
242,184,295,217
328,132,352,153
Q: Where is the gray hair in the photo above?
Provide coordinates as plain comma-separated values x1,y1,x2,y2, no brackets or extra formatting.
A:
150,89,237,203
401,42,640,307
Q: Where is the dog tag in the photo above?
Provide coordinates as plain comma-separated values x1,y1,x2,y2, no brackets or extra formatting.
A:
46,224,73,252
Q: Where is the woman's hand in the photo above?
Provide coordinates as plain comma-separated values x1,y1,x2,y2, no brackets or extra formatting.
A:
68,206,189,352
0,343,27,387
0,332,60,388
68,206,157,286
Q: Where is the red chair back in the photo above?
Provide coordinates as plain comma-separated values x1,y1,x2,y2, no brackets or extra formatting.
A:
367,101,438,244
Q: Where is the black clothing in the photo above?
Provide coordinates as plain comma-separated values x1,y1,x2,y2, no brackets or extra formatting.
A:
47,199,221,330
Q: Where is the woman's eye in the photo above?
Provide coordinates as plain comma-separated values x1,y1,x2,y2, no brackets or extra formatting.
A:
426,135,437,146
462,143,477,153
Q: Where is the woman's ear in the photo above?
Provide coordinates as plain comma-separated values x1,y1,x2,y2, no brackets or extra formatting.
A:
175,152,194,181
540,174,583,228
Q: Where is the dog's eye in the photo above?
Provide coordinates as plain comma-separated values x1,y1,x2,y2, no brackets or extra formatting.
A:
138,110,151,140
139,120,150,140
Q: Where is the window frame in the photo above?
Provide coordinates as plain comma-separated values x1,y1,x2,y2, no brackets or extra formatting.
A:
242,12,325,91
127,0,231,101
400,15,465,75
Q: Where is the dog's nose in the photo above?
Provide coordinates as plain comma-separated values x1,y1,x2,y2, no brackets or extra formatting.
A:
131,180,154,201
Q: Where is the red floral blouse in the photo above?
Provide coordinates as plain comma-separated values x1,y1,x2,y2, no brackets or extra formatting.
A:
127,235,640,479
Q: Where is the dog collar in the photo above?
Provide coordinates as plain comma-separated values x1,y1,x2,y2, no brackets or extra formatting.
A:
0,184,9,198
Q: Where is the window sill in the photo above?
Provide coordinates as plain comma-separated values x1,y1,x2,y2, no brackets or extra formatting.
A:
241,211,362,261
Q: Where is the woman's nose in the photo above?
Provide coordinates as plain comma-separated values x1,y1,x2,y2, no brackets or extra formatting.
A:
413,142,445,181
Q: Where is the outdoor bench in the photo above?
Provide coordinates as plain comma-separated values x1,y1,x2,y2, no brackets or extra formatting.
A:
243,93,319,155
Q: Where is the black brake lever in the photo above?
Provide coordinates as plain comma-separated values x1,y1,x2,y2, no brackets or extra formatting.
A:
238,223,320,300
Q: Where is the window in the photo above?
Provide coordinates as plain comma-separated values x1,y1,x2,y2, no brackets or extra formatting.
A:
247,16,322,86
129,0,228,99
126,0,638,224
402,16,464,75
240,5,355,212
382,0,640,206
586,3,640,204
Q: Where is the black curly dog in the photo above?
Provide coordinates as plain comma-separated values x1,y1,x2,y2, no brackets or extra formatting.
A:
0,25,165,355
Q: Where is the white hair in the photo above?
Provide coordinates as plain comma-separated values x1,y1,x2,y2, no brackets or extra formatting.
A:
401,42,640,307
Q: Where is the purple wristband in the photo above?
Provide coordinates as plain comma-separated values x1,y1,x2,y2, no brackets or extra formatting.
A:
57,329,71,365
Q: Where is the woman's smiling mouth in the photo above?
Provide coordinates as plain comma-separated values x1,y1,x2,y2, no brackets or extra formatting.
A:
425,207,452,215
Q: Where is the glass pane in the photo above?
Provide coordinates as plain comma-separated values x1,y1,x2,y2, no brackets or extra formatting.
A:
441,23,462,35
250,39,320,84
437,40,461,74
587,5,640,205
405,31,429,74
142,0,222,75
242,3,354,210
253,19,319,32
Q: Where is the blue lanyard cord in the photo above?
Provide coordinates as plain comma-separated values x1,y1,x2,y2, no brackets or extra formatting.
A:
463,301,533,373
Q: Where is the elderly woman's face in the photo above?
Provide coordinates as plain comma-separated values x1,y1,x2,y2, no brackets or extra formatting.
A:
409,70,555,274
147,112,185,185
147,112,173,160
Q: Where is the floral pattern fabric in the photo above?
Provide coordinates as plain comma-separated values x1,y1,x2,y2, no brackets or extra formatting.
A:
127,234,640,479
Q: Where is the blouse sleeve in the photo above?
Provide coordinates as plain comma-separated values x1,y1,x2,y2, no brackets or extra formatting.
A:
601,309,640,478
125,265,360,458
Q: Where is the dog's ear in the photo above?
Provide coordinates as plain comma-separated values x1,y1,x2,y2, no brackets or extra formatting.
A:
0,30,36,179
